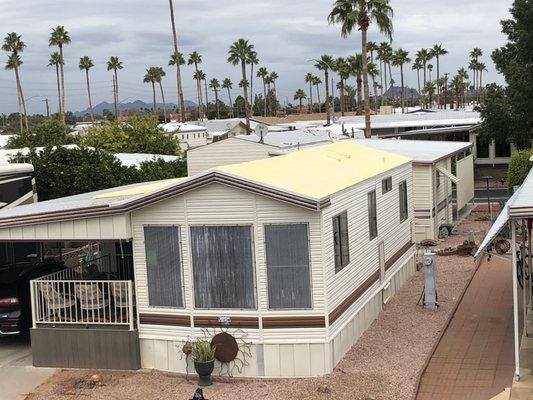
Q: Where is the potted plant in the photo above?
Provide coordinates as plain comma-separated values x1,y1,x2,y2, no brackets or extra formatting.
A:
192,338,216,387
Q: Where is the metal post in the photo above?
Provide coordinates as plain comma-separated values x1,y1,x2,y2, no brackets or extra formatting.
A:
128,280,134,331
529,221,532,311
30,280,37,329
486,177,492,220
511,220,521,381
522,220,528,337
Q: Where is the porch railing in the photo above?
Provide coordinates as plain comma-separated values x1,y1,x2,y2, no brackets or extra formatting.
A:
30,269,135,330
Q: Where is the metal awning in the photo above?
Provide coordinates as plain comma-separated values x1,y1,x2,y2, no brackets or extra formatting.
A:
474,187,521,259
437,166,460,184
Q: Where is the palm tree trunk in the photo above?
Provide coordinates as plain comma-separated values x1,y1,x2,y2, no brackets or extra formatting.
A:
59,45,66,123
241,60,250,134
168,0,186,122
324,70,330,125
151,82,156,114
299,98,303,113
85,69,95,122
316,85,321,112
361,28,372,138
159,81,168,122
400,64,405,114
55,65,62,116
194,64,202,119
215,90,219,119
263,80,267,116
379,60,384,105
14,67,29,130
356,77,362,115
249,64,254,109
417,69,421,97
204,79,208,118
226,88,233,117
16,85,23,133
436,56,441,109
114,71,121,120
479,69,483,104
308,82,313,114
383,61,388,102
340,79,345,116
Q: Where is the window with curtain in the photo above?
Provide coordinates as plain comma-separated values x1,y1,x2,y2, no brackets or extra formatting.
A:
144,226,184,308
333,211,350,273
382,177,392,194
265,224,312,309
190,225,256,309
368,190,378,240
399,180,408,222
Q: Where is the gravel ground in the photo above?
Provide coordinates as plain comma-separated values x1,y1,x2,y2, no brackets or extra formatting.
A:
27,215,490,400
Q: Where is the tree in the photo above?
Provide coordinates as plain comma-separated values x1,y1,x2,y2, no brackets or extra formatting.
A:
167,0,186,122
143,67,158,115
314,54,334,125
79,56,95,122
82,115,181,155
264,74,274,116
221,78,234,117
508,149,533,189
209,78,221,119
107,56,123,119
423,81,436,107
412,59,423,97
294,89,307,113
329,0,394,138
470,47,483,99
305,73,315,113
6,118,75,149
154,67,168,122
269,71,279,111
248,51,259,109
367,41,379,110
2,32,29,132
49,26,71,122
168,51,186,118
334,57,350,116
416,48,430,88
188,51,204,118
257,67,269,116
391,48,410,113
48,52,63,118
228,39,255,133
431,44,448,108
312,76,322,112
347,54,363,115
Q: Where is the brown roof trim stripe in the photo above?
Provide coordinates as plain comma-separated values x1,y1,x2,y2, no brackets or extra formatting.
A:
385,241,415,272
0,171,329,229
329,271,380,325
139,313,190,327
262,316,326,329
194,316,259,329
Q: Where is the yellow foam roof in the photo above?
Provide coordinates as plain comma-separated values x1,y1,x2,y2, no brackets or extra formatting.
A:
92,178,187,199
216,141,412,200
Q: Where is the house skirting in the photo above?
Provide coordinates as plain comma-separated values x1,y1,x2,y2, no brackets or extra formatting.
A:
139,251,416,378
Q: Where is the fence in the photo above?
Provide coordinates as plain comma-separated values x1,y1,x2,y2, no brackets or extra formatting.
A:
30,269,135,330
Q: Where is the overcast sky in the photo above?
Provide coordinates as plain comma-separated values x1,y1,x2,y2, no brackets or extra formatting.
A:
0,0,513,115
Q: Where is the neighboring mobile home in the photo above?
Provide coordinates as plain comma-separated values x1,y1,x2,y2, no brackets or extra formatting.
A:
0,142,416,377
161,122,208,150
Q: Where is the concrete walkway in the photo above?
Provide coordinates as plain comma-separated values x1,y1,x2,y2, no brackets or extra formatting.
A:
417,255,518,400
0,336,55,400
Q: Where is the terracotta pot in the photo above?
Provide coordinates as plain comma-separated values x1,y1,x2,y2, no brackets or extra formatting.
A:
194,360,215,387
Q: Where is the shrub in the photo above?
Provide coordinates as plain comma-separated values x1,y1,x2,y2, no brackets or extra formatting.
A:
191,339,215,363
508,149,533,190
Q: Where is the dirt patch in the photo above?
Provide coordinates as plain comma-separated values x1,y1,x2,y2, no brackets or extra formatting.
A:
27,215,489,400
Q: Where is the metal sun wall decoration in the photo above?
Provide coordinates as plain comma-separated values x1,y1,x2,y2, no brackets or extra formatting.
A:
180,327,253,378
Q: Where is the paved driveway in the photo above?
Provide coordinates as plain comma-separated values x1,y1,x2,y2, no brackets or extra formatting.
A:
0,335,55,400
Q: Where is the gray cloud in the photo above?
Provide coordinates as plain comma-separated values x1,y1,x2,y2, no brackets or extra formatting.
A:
0,0,513,114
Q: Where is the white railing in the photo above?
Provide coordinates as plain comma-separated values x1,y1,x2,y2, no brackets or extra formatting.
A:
30,272,135,330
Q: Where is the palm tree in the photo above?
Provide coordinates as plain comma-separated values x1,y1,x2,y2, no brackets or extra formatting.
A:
168,52,186,119
294,89,307,113
328,0,393,137
305,73,315,113
228,38,255,133
257,67,269,116
269,71,279,112
367,41,379,110
222,78,234,117
167,0,186,121
367,62,379,109
314,54,334,125
412,59,423,97
48,52,63,118
79,56,95,122
423,81,436,107
347,54,363,115
2,32,28,131
428,64,433,82
312,76,322,112
154,67,168,122
107,56,123,119
188,51,203,118
416,48,430,87
469,47,483,100
431,44,448,108
248,51,259,109
202,72,209,118
143,67,158,115
334,57,350,116
264,74,274,116
477,62,487,102
209,78,221,119
391,48,410,113
49,26,70,121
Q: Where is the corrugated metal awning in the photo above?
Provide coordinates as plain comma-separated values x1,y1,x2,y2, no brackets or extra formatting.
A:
474,187,521,258
437,166,460,184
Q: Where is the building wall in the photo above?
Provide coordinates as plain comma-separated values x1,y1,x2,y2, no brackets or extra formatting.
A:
434,159,453,238
412,165,434,242
174,130,208,151
457,155,475,211
186,138,277,176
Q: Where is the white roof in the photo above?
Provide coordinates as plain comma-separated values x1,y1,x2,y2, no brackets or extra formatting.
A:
510,167,533,212
0,162,34,175
114,153,179,168
161,122,207,133
353,138,472,164
235,129,351,149
0,135,14,149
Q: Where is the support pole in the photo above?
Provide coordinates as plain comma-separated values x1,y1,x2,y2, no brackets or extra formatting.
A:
529,220,532,312
511,220,521,381
522,220,528,337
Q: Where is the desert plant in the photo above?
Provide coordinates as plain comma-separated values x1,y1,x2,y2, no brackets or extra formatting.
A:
192,339,215,363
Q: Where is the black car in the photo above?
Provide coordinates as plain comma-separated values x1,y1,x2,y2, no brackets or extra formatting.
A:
0,260,64,335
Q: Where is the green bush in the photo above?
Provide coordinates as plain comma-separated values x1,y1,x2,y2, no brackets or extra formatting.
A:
508,149,533,189
191,339,215,363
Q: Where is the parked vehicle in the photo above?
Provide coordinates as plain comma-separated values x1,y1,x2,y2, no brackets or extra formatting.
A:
0,260,64,335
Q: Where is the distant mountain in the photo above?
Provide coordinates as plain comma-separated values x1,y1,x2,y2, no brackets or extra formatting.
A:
381,86,420,99
74,99,196,117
